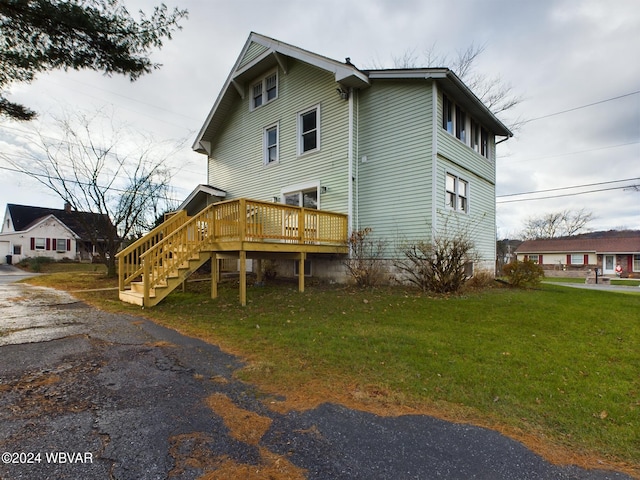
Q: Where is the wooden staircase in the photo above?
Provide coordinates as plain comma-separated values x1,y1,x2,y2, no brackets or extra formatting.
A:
117,205,217,307
116,198,349,308
118,250,211,307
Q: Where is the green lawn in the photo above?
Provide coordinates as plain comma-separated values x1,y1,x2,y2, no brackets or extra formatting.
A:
23,272,640,472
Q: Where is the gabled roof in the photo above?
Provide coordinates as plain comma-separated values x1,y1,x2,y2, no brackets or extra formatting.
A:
516,230,640,254
193,32,512,154
5,204,113,241
193,32,370,154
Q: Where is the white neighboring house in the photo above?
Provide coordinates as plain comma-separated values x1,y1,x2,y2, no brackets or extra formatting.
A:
0,203,108,264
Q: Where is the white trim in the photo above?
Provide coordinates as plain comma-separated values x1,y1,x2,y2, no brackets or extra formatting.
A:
280,181,321,210
297,104,321,156
250,68,278,111
263,122,280,166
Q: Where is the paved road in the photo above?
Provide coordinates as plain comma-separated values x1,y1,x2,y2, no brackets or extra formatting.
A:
0,268,634,479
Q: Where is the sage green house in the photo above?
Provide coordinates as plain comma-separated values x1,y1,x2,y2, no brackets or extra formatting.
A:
192,32,512,278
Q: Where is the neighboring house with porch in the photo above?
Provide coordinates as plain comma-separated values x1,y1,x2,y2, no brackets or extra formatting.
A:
515,230,640,278
117,32,512,307
0,203,112,264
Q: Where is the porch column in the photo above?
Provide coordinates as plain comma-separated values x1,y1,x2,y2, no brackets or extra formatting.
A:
298,252,306,293
211,252,218,299
239,250,247,306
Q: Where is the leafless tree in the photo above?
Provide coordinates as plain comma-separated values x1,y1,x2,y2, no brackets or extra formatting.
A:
7,109,180,276
380,42,522,123
520,208,594,240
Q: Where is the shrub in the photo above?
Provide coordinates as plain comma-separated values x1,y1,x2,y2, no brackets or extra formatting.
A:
18,256,55,272
394,233,476,294
503,259,545,287
344,228,387,287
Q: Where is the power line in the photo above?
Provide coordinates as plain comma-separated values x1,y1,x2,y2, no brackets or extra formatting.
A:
521,90,640,124
497,141,639,163
496,184,638,204
497,177,640,198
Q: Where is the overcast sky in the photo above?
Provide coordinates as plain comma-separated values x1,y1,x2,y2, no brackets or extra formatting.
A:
1,0,638,238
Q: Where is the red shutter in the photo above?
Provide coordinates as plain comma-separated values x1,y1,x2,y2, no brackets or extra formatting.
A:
524,255,529,261
566,254,571,265
539,255,543,264
628,255,633,273
584,254,589,265
30,237,35,250
46,238,51,250
67,239,71,251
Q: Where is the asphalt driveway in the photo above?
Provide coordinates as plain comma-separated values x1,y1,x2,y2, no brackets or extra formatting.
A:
0,267,634,479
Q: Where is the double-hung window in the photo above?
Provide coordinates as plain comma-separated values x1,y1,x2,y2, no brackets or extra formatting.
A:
264,124,279,165
56,238,67,252
251,70,278,110
35,238,46,250
446,173,469,213
298,106,319,155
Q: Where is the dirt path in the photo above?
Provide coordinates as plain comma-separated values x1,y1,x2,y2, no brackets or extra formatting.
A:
0,282,634,479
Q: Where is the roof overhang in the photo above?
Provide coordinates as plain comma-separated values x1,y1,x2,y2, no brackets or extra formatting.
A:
177,184,227,215
193,32,370,154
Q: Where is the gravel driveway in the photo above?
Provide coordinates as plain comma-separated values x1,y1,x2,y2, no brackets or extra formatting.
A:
0,273,634,479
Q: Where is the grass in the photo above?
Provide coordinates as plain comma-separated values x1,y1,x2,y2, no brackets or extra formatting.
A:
544,276,640,287
22,271,640,474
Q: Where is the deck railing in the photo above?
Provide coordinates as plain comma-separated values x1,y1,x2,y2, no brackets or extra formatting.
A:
118,198,348,300
116,209,189,291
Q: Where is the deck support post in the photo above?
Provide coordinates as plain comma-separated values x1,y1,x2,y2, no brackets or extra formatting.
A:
211,252,218,299
298,252,306,293
239,250,247,306
255,258,263,283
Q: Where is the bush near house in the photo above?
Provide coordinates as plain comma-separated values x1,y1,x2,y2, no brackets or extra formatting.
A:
503,259,545,287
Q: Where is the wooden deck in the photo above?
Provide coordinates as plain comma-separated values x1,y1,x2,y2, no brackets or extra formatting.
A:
116,198,348,307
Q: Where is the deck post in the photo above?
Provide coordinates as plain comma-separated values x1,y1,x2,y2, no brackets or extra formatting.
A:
210,252,218,299
298,252,306,293
239,250,247,306
143,259,150,308
255,258,263,283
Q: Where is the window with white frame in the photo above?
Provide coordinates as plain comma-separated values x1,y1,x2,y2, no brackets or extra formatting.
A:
251,70,278,110
633,254,640,272
570,254,585,265
35,238,45,250
455,105,466,143
13,245,21,255
264,124,279,165
298,106,319,154
446,173,469,213
442,93,491,160
56,238,67,252
442,95,454,133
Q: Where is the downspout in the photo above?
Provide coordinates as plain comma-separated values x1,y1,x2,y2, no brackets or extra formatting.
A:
348,87,354,237
431,82,439,243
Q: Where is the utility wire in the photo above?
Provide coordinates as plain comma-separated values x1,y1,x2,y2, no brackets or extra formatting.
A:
497,177,640,198
521,90,640,124
497,184,638,204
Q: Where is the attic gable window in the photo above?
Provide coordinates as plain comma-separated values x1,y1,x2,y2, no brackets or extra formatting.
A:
251,70,278,110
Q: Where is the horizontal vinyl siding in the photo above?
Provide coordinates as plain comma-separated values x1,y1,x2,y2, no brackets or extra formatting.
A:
434,90,497,269
239,42,269,68
435,155,496,268
208,61,350,213
356,81,434,255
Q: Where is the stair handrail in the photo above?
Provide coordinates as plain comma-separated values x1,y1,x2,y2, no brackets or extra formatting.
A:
138,204,216,293
116,209,189,291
